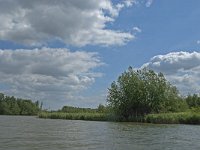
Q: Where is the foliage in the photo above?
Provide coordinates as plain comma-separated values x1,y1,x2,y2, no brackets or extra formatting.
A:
145,112,200,124
186,94,200,108
38,112,108,121
40,104,110,121
0,93,41,115
60,105,97,113
97,104,109,113
107,67,188,120
60,104,108,114
189,107,200,113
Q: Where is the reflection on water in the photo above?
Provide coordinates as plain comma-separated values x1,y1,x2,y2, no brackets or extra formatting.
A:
0,116,200,150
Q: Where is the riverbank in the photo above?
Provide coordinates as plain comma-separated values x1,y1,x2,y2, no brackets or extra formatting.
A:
38,111,200,125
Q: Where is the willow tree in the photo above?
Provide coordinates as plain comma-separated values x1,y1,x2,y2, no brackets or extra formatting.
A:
107,67,186,120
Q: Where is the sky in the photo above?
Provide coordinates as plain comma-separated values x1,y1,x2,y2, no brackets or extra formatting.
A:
0,0,200,109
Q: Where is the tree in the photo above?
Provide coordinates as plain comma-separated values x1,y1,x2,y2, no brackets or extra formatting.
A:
18,100,40,115
107,67,186,120
97,104,106,113
186,94,200,108
0,93,40,115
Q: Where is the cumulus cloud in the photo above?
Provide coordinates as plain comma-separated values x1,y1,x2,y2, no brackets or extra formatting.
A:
0,48,103,109
0,0,134,47
142,51,200,95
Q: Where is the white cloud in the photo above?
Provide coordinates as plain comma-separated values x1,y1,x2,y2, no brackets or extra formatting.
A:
124,0,136,7
133,26,142,33
145,0,154,7
0,0,134,47
197,40,200,44
0,48,103,109
142,51,200,95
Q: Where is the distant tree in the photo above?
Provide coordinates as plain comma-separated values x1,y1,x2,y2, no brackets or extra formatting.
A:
0,93,4,100
0,101,10,115
107,67,187,120
35,100,39,108
97,104,106,113
40,102,43,110
186,94,200,108
18,100,39,115
61,105,96,113
0,93,40,115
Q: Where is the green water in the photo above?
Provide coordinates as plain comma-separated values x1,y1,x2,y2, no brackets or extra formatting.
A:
0,116,200,150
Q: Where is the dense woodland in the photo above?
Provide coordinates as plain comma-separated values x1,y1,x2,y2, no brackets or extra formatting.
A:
0,93,41,115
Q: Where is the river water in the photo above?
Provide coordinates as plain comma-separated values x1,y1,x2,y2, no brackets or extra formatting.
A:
0,116,200,150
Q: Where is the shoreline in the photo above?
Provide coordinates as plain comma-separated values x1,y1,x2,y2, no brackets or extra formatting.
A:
2,111,200,125
38,111,200,125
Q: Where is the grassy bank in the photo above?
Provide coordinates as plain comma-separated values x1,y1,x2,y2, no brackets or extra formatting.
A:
38,110,200,125
145,112,200,124
38,112,109,121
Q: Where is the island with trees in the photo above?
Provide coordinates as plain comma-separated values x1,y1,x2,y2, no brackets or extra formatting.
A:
1,67,200,124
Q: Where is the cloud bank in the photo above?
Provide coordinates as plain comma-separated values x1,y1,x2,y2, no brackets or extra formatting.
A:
0,48,103,108
143,51,200,95
0,0,135,47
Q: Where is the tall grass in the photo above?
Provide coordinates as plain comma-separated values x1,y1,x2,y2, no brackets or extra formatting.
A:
38,112,109,121
38,110,200,125
145,112,200,124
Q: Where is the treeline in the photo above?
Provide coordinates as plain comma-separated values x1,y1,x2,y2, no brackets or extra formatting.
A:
39,104,108,121
59,104,107,113
0,93,41,115
186,94,200,108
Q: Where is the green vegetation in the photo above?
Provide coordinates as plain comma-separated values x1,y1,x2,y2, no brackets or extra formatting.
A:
38,104,110,121
145,111,200,124
186,94,200,108
107,67,188,120
60,104,108,113
0,93,41,115
38,67,200,124
38,112,108,121
105,67,200,124
2,67,200,125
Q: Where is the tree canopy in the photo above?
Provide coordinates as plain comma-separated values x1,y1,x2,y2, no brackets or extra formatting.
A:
60,104,107,113
0,93,41,115
107,67,188,120
186,94,200,108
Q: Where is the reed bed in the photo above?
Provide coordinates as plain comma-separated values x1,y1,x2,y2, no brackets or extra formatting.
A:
145,112,200,124
38,112,108,121
38,110,200,125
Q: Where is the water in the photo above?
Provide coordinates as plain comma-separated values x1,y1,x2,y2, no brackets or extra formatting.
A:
0,116,200,150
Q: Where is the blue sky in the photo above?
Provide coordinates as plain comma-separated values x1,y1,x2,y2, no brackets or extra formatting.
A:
0,0,200,109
